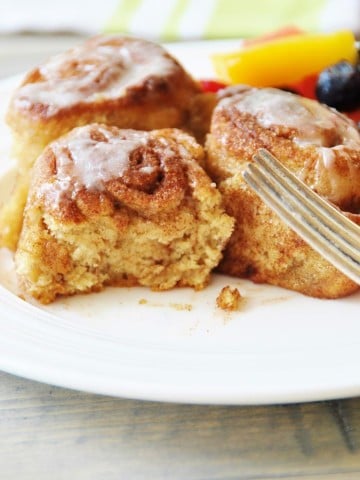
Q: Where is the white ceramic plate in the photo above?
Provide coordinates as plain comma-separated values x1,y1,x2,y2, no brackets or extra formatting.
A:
0,41,359,405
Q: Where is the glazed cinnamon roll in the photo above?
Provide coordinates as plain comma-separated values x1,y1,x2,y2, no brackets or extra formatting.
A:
1,34,201,250
206,86,360,298
15,125,234,304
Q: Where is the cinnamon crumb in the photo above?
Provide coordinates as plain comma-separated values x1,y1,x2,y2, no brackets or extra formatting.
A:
216,286,242,311
170,303,193,311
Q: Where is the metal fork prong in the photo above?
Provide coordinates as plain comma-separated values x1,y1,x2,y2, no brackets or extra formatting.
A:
251,151,360,263
243,165,360,284
255,148,360,242
245,162,359,262
243,160,360,285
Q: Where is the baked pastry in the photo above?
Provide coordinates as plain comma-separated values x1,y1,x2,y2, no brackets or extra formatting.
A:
206,86,360,298
188,92,219,144
216,286,242,311
1,34,201,250
15,125,234,304
188,85,250,144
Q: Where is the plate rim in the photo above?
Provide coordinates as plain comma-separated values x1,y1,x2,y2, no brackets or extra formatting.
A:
0,39,359,405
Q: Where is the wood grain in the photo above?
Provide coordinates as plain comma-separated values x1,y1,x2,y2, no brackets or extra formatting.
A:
1,371,360,480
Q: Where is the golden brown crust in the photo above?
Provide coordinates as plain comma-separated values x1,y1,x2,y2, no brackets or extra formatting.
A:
187,92,218,144
33,126,204,223
216,286,242,311
187,85,252,144
206,87,360,298
1,35,201,251
15,126,234,303
6,35,201,164
8,35,200,122
208,89,360,211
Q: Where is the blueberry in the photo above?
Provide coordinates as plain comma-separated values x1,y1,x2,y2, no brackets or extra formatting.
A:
316,61,360,111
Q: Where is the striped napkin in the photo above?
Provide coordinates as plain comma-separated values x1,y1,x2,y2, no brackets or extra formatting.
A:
1,0,359,38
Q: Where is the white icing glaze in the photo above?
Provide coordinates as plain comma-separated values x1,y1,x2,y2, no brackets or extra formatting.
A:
222,88,360,149
40,127,149,202
320,147,336,169
138,165,157,174
14,36,175,116
220,87,360,208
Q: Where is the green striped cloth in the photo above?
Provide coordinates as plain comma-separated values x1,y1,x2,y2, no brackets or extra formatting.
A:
105,0,360,40
2,1,358,38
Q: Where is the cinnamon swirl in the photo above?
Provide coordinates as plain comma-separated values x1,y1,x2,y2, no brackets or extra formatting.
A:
1,35,201,250
206,86,360,298
15,125,234,304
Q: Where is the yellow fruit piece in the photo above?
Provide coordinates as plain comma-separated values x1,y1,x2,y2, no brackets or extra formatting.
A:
212,30,357,87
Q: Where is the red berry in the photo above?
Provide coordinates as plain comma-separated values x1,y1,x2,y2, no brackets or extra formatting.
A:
199,79,228,93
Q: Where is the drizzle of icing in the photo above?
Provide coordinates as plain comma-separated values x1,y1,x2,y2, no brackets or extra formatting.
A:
222,88,360,149
219,88,360,209
39,126,149,203
14,36,175,116
37,126,194,218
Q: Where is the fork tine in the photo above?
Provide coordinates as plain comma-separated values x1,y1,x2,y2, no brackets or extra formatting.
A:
253,149,360,254
244,164,360,284
251,150,360,263
244,162,360,263
243,149,360,285
255,148,360,242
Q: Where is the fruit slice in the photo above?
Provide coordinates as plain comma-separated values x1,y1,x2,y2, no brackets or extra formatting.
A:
242,26,304,47
212,30,357,87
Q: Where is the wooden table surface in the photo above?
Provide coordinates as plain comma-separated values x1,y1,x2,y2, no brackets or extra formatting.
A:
1,34,360,480
2,370,360,479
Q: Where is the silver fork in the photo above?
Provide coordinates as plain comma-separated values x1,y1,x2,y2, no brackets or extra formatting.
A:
242,148,360,285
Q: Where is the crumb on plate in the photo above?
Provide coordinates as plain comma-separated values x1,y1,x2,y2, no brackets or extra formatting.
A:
216,286,242,311
170,303,193,311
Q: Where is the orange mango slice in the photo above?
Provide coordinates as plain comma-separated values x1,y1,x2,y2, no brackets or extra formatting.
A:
212,30,357,88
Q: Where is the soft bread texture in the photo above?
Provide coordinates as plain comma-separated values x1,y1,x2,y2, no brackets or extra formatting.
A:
205,86,360,298
15,125,234,304
1,35,201,250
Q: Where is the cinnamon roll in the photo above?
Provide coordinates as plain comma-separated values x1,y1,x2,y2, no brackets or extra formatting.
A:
15,125,234,304
1,34,201,250
206,86,360,298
